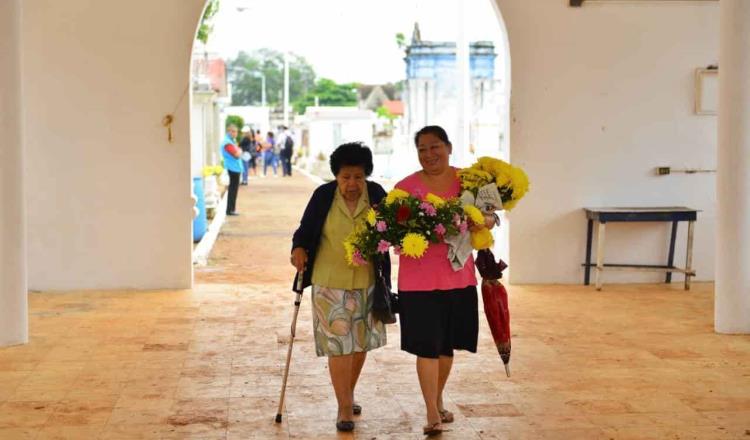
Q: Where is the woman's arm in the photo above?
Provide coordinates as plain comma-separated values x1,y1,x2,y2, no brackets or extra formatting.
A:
290,188,321,272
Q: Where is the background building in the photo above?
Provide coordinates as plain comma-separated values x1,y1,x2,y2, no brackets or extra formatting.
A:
403,23,506,160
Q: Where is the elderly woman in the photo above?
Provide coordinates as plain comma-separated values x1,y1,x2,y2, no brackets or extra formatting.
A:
290,142,389,432
394,125,494,436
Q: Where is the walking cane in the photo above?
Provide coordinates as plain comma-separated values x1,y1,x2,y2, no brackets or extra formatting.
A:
275,271,304,423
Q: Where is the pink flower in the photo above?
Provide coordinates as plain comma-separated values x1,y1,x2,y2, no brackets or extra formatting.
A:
434,223,446,236
376,220,387,232
377,239,391,254
413,188,424,198
393,246,402,255
352,250,367,266
420,202,437,216
453,213,462,226
459,221,468,234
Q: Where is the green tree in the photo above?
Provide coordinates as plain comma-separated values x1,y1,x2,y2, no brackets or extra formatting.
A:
293,78,359,114
225,115,244,142
395,32,406,50
228,49,316,107
196,0,220,44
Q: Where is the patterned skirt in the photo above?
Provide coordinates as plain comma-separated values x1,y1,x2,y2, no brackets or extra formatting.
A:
311,284,387,357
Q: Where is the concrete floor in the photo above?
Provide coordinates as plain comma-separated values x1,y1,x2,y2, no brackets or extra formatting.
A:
1,173,748,439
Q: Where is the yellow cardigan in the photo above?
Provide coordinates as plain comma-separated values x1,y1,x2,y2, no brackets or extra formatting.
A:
311,190,374,290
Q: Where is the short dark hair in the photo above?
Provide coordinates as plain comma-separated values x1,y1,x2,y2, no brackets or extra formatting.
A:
329,142,373,177
414,125,451,147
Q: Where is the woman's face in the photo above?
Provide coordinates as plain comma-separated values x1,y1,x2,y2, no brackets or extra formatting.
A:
336,165,366,202
416,132,451,175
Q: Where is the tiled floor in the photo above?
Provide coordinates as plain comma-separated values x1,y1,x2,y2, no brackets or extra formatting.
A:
2,174,749,439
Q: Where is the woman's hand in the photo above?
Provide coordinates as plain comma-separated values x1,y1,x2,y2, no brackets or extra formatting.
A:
468,213,498,233
290,247,307,273
483,213,497,230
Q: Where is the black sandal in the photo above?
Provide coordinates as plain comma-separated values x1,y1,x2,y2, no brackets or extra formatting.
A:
439,409,454,423
423,422,443,436
336,420,355,432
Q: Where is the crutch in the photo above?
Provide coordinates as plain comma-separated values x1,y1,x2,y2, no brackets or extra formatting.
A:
275,271,304,423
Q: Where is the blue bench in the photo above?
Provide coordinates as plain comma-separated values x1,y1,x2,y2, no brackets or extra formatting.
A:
583,207,698,290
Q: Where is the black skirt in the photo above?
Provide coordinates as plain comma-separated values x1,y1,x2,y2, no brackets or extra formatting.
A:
398,285,478,358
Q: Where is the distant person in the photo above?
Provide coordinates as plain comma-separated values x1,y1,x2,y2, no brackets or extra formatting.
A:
254,129,264,174
278,126,294,177
239,126,254,185
263,131,278,177
221,124,243,216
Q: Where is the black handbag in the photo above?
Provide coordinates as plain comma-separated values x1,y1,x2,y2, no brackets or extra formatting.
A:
371,257,398,324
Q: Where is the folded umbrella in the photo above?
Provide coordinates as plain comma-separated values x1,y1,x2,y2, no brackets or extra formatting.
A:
475,249,512,377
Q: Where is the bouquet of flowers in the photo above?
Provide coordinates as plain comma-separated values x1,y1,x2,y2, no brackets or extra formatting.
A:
344,188,470,267
457,156,530,212
456,157,530,250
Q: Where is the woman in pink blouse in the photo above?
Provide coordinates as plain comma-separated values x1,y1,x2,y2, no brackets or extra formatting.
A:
395,125,494,436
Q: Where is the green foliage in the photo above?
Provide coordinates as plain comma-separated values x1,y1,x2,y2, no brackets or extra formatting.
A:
225,115,244,142
228,49,316,107
395,32,406,50
376,106,396,121
196,0,220,44
293,78,358,114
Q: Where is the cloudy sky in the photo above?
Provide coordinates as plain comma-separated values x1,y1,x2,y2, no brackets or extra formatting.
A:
205,0,507,84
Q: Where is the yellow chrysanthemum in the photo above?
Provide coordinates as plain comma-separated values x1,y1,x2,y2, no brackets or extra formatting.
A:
425,193,446,207
366,208,377,226
401,233,429,258
385,188,410,205
470,228,494,250
343,239,356,266
495,172,511,188
463,205,485,225
458,168,493,185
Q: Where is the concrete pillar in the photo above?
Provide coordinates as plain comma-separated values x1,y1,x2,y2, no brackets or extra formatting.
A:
716,0,750,334
0,0,27,347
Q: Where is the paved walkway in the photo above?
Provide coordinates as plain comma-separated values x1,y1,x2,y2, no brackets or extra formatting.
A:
0,172,749,439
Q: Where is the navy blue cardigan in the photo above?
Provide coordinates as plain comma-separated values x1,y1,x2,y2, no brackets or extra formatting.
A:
291,180,391,291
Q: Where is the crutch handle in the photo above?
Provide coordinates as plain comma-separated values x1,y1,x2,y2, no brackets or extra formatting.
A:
293,270,305,293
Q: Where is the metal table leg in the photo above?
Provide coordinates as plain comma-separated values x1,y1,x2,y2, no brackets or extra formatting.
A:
685,220,695,290
666,221,678,283
584,219,593,285
595,221,606,291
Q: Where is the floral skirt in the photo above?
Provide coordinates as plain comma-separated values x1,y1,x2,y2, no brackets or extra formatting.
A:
311,284,387,357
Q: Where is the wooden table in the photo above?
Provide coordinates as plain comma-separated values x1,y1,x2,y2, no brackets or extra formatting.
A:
583,207,698,290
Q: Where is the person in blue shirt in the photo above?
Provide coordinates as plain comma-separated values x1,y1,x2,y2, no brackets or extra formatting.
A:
221,124,243,215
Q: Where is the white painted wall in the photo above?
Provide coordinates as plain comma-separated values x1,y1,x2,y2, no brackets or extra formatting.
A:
22,0,206,290
716,0,750,333
496,0,719,284
0,0,28,346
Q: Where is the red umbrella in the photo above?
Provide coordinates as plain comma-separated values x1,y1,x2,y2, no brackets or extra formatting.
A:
475,249,511,377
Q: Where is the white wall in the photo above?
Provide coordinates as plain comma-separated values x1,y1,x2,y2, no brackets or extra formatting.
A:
0,0,28,346
23,0,206,290
496,0,719,283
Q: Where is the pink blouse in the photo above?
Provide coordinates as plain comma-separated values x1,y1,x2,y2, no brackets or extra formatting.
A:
394,170,477,292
